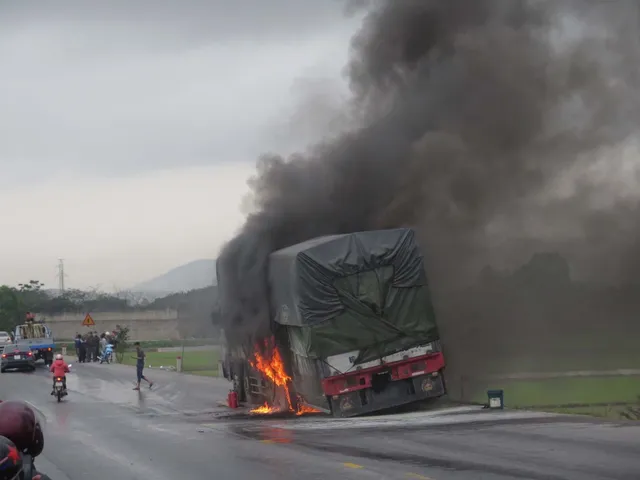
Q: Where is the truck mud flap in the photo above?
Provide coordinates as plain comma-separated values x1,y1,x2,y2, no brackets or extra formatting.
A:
330,371,446,418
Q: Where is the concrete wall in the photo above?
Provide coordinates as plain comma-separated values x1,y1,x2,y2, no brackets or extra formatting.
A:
39,310,180,341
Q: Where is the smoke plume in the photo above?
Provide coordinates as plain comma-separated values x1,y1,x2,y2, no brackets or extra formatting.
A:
217,0,640,382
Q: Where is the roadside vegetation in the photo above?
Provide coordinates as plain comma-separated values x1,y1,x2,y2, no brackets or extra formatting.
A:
119,349,220,377
465,375,640,421
56,338,216,351
0,279,221,340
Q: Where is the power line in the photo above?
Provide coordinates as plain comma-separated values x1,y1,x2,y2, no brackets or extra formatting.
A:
56,259,66,293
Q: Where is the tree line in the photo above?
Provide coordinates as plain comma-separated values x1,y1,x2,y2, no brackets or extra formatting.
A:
0,280,219,333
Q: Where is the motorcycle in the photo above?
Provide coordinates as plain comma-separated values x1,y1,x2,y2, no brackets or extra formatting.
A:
23,453,51,480
53,376,67,402
100,344,114,364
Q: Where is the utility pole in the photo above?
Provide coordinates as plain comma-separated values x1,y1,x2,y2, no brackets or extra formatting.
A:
57,259,66,293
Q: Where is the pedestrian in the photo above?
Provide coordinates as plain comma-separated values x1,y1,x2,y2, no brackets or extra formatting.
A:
85,332,93,362
99,334,107,358
74,334,82,361
78,336,87,363
92,332,100,362
132,342,153,390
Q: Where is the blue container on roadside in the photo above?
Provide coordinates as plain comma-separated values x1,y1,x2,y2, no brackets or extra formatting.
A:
487,389,504,409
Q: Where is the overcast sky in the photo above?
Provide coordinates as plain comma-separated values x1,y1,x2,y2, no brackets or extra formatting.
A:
0,0,361,290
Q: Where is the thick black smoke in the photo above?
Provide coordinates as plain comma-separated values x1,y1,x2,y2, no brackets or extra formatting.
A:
217,0,640,379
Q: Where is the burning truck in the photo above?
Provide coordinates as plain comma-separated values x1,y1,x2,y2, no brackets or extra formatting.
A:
217,228,446,417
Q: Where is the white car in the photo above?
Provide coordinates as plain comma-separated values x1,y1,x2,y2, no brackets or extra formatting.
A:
0,331,12,344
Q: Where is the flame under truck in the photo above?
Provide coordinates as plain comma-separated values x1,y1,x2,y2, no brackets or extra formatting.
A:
217,228,447,417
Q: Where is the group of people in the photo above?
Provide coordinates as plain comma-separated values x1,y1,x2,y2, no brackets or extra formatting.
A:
0,400,51,479
0,346,154,479
73,330,118,363
73,330,153,391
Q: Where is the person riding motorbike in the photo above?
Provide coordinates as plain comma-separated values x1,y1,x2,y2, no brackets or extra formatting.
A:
0,434,51,480
100,343,114,364
0,401,50,479
0,434,24,480
49,353,69,395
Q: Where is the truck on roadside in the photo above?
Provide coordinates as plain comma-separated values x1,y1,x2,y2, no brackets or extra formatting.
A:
13,317,55,366
217,227,446,417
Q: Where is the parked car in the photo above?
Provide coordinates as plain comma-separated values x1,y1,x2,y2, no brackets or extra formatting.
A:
1,343,36,373
0,331,12,344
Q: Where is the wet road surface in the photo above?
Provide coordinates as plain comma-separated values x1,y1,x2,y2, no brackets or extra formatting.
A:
1,362,639,479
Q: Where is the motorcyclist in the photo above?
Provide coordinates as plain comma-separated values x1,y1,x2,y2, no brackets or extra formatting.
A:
0,434,24,480
0,401,50,479
0,435,51,480
49,353,69,394
99,343,114,364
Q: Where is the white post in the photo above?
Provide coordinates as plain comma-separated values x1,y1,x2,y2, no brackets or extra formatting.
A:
61,346,67,355
176,356,183,372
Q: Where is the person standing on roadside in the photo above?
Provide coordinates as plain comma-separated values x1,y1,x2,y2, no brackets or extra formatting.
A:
92,331,100,362
74,334,82,361
99,333,107,358
86,332,94,362
132,342,153,390
78,335,87,363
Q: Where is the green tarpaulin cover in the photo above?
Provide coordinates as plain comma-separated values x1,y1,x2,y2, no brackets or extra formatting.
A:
268,228,440,363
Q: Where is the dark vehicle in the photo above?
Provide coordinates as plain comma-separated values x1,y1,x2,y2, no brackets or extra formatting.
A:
1,343,36,373
218,228,447,417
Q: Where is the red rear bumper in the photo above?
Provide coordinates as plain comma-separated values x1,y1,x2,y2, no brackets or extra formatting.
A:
321,351,445,396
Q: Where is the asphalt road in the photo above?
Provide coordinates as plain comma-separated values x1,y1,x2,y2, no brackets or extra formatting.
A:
0,361,639,480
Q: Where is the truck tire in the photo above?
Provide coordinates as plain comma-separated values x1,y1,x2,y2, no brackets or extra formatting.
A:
45,352,53,366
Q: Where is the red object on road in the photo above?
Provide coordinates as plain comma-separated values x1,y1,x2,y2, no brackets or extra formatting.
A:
227,390,238,409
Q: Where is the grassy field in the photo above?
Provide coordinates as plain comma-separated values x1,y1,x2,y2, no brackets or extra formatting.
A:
466,375,640,420
119,349,220,377
469,376,640,406
56,338,217,351
477,351,640,375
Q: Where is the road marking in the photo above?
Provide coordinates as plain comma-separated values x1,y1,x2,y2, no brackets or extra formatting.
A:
406,474,434,480
259,438,291,444
343,463,364,469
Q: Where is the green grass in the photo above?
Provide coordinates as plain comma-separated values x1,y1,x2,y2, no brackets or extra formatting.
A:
468,376,640,412
543,405,636,420
56,339,217,350
120,349,219,374
479,352,640,375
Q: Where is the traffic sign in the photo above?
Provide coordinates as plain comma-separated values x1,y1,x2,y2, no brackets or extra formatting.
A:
82,313,95,327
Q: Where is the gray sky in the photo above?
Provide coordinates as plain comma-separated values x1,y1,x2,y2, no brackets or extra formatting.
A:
0,1,361,289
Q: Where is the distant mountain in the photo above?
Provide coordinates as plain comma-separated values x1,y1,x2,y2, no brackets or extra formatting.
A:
132,259,217,294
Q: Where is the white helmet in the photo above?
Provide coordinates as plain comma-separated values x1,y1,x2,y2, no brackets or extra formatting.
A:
55,353,63,360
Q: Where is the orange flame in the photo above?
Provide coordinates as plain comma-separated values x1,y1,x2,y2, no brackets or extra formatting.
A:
249,341,321,416
250,403,280,414
295,403,320,416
